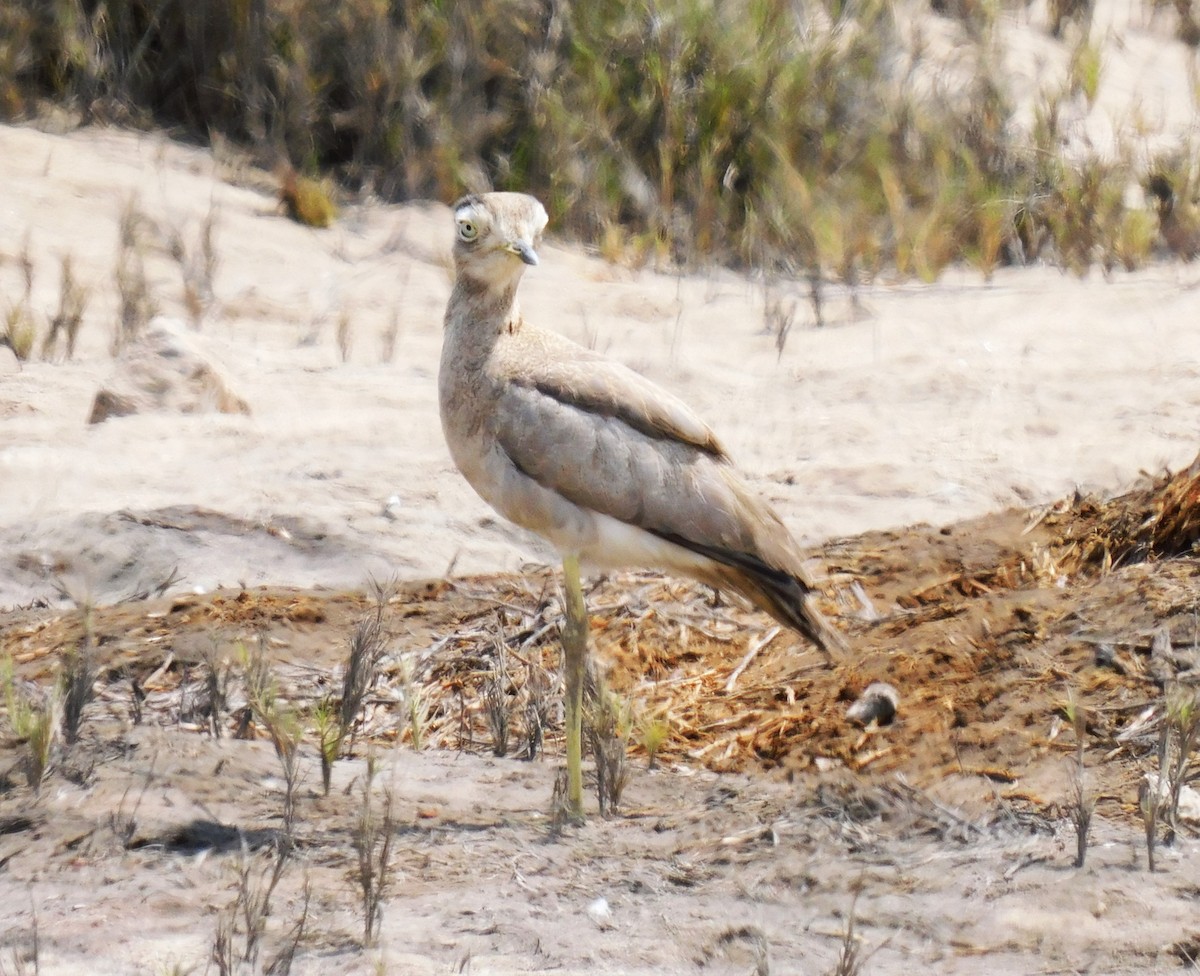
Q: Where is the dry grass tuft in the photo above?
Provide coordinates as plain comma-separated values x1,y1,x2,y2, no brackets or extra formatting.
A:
3,232,36,361
0,898,39,976
168,202,220,330
829,893,867,976
113,196,157,354
59,642,96,748
521,659,553,761
338,586,390,747
199,639,232,738
316,581,392,793
3,306,36,362
484,631,512,758
2,655,58,791
587,686,631,818
42,253,89,360
1045,452,1200,576
279,169,338,229
211,838,297,976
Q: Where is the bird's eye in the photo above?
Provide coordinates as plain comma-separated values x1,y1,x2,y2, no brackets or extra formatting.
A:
457,219,478,242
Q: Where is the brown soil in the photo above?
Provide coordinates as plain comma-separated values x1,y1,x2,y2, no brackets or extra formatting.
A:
2,466,1199,974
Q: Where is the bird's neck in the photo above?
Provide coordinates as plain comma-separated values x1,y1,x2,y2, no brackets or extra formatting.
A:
446,272,523,346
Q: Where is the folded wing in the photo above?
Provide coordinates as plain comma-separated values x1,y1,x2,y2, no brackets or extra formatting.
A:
490,336,843,652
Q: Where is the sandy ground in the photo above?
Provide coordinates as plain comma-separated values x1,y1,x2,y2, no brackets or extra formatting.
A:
2,2,1200,968
2,525,1200,975
0,124,1197,608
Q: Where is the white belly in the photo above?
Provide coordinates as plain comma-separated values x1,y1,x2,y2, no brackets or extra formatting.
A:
574,511,715,579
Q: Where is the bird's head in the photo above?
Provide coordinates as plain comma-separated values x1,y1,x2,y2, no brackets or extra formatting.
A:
450,193,548,290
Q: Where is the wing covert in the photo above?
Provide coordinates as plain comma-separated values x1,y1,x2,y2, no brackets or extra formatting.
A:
491,372,760,554
497,331,727,459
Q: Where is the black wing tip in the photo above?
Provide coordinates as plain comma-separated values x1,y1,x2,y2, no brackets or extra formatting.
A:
756,578,848,657
651,530,847,655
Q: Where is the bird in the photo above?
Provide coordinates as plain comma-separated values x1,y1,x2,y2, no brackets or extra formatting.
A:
438,191,844,818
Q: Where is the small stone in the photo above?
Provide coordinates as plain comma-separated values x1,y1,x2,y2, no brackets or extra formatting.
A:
1094,643,1117,669
846,681,900,727
586,897,612,927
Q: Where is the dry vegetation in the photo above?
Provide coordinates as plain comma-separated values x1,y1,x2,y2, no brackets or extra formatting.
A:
1,455,1199,969
3,455,1198,814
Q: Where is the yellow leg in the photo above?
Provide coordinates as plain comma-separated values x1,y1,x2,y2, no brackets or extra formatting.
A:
561,554,588,820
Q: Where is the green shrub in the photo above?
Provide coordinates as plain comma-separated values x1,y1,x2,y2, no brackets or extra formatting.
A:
0,0,1175,279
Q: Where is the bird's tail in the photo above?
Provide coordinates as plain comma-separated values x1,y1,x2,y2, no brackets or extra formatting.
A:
655,532,847,657
724,561,848,658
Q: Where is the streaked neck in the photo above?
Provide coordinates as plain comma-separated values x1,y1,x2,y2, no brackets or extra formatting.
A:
446,271,522,339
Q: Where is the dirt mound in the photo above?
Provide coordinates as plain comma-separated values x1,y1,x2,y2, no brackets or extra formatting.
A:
5,454,1198,818
1043,454,1200,573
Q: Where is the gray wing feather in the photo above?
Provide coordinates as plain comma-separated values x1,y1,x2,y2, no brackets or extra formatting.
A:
499,331,726,458
492,361,784,559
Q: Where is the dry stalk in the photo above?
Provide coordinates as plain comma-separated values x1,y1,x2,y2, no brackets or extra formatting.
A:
1070,764,1093,869
336,309,354,363
0,894,39,976
241,640,303,843
212,837,292,975
201,639,232,738
765,285,799,360
1064,692,1093,867
129,676,146,726
1140,772,1162,873
125,564,184,602
380,306,400,364
60,604,97,747
485,630,512,758
109,757,156,849
264,877,311,976
830,893,865,976
43,253,89,360
353,754,396,948
587,687,630,818
198,203,220,323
